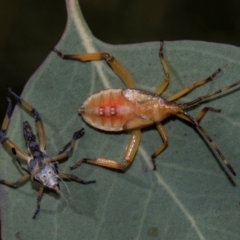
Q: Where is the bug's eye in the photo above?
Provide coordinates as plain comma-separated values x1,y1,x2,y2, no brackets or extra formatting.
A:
42,174,46,179
48,170,52,175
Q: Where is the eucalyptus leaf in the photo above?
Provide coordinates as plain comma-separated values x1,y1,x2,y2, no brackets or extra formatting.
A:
1,0,240,239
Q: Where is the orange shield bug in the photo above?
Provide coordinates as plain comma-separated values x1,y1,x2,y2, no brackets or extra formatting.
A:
52,41,240,176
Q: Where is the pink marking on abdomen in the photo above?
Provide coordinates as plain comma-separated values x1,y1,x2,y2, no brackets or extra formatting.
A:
79,89,136,131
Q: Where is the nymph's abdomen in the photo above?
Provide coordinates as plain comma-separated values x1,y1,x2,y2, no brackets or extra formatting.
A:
79,89,180,131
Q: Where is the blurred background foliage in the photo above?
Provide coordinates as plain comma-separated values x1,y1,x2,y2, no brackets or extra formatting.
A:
1,0,240,120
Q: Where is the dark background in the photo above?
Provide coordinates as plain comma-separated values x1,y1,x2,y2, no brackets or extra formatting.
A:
1,0,240,120
0,1,240,238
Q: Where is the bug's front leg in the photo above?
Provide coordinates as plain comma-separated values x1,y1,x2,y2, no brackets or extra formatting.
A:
70,130,141,171
49,128,85,163
58,172,96,184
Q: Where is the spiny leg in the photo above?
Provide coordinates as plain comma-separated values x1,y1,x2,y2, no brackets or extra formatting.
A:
0,97,30,161
8,87,46,152
58,172,96,184
151,123,168,170
70,129,141,171
52,48,136,88
168,68,221,101
48,128,85,163
32,186,44,219
155,41,170,95
178,111,236,176
179,80,240,109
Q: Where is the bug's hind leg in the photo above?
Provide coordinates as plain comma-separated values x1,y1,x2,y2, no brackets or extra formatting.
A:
70,129,141,171
32,186,44,219
0,97,30,161
151,123,168,170
52,48,143,170
52,48,136,88
8,87,46,152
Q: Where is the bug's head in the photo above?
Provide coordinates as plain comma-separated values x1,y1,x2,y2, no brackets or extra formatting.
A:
33,164,60,192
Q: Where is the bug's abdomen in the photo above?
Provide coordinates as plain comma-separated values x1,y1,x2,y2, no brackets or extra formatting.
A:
79,89,137,131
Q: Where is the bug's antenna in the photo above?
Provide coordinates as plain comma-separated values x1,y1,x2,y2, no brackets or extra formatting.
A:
57,172,72,202
181,111,236,176
180,80,240,109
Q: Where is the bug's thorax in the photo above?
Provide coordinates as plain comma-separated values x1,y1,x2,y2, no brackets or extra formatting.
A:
23,121,60,190
79,88,182,131
30,159,59,189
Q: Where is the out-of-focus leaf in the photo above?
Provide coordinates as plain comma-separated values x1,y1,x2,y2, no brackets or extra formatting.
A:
1,0,240,239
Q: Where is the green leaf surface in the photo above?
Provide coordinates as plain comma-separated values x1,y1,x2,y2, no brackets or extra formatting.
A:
1,0,240,239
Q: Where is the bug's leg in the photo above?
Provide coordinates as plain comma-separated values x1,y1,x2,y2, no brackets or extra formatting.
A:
167,69,221,101
177,111,236,176
52,48,136,88
179,80,240,109
176,107,221,124
155,41,170,95
11,147,31,174
53,48,141,169
0,173,30,187
32,186,44,219
70,129,141,171
8,87,46,151
195,107,221,123
0,97,29,161
48,128,85,163
1,96,12,136
58,172,96,184
151,123,168,170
